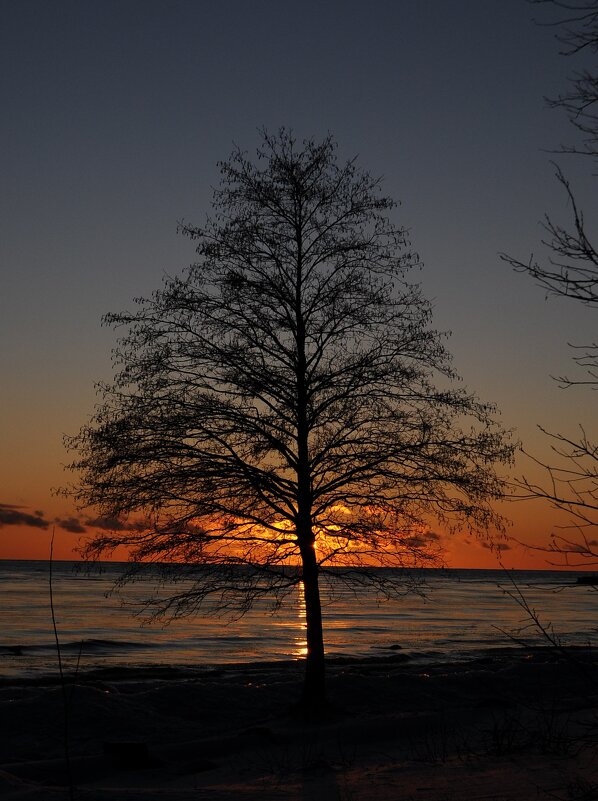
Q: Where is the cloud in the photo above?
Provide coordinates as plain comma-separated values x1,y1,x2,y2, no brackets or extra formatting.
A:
85,516,145,532
567,541,598,554
0,504,145,536
481,541,511,552
86,516,128,531
0,503,49,529
403,530,442,549
55,516,87,534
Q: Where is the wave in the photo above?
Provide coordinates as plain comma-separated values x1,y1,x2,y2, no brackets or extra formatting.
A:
0,638,160,656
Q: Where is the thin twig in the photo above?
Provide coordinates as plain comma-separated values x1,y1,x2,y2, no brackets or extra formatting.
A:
495,566,594,683
49,528,75,800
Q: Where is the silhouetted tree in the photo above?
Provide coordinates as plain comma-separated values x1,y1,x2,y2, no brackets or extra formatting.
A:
502,1,598,563
69,130,512,709
506,1,598,307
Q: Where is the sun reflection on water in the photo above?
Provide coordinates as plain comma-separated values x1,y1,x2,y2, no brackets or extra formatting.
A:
292,580,308,658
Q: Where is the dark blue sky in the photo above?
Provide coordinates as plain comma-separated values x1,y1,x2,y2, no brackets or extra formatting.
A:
2,0,596,561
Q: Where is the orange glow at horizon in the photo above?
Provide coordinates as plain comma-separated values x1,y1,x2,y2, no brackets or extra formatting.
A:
1,462,595,570
1,498,594,572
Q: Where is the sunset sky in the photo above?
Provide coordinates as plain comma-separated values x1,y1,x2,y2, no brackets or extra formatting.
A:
2,0,597,567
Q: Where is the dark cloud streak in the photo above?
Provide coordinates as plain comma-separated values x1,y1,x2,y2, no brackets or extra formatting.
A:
85,516,145,532
55,516,87,534
0,503,49,529
481,542,511,552
0,503,142,535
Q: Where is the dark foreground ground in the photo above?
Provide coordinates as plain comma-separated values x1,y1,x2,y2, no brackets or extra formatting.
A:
2,647,598,800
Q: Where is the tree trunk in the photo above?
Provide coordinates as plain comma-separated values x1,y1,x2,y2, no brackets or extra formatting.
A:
299,539,326,712
293,192,326,712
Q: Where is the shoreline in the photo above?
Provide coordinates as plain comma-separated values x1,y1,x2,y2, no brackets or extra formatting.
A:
2,647,598,799
1,640,594,683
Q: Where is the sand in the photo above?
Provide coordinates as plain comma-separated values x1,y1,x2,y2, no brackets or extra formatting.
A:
1,648,597,800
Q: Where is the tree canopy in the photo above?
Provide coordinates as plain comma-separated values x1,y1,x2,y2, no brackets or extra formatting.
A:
69,130,513,706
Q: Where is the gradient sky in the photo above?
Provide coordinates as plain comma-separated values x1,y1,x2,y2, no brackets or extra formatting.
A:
2,0,597,567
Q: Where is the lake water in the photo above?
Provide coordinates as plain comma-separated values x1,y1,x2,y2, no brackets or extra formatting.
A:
2,560,597,678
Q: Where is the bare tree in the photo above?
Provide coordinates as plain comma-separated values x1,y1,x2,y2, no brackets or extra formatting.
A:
501,1,598,563
504,0,598,304
68,130,512,709
504,2,598,305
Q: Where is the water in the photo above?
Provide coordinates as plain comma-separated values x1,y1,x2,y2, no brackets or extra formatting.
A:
2,560,598,679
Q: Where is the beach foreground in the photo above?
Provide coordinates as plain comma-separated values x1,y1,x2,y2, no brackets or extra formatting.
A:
2,648,597,800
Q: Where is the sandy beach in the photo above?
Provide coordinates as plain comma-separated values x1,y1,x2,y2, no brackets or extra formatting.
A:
2,647,597,800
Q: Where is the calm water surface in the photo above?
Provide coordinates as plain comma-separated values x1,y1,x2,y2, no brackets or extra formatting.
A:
2,561,597,678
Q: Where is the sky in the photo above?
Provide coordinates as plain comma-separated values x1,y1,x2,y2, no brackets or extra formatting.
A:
2,0,597,567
